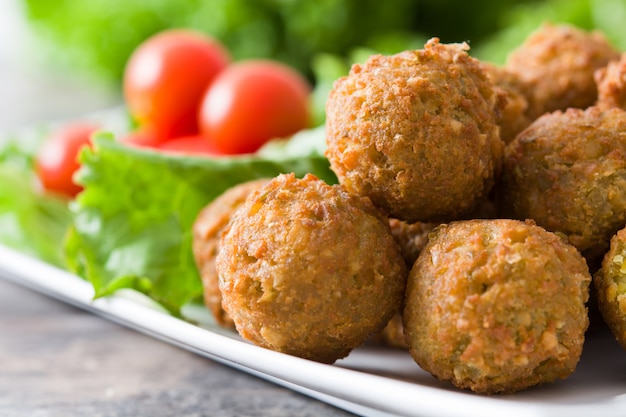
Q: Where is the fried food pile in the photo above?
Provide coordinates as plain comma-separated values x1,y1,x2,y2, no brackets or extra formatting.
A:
499,106,626,263
192,22,626,394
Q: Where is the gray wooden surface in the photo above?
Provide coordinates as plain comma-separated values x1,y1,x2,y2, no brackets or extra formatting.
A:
0,278,355,417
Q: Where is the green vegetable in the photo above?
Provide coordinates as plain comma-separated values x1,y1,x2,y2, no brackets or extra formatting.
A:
26,0,626,92
22,0,421,85
0,142,72,267
65,130,336,316
23,0,550,89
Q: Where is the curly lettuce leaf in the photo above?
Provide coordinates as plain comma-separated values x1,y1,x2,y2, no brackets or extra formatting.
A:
65,130,336,315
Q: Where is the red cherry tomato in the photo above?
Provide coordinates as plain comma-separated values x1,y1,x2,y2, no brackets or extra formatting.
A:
118,128,161,148
157,135,225,157
123,29,230,143
35,123,98,197
198,60,311,154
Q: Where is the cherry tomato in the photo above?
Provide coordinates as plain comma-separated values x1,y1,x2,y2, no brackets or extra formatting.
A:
157,135,226,157
118,128,161,148
123,29,230,143
35,123,98,197
198,60,311,154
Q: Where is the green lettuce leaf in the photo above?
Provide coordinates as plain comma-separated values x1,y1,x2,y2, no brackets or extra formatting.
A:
66,130,336,315
0,143,72,267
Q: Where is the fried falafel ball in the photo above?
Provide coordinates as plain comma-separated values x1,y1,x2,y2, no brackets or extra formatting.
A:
595,52,626,110
404,219,591,394
216,173,407,363
325,38,504,223
376,201,497,350
505,23,619,120
192,178,271,329
479,61,532,144
594,226,626,351
499,106,626,263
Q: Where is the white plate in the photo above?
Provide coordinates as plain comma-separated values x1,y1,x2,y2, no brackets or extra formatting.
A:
1,243,625,417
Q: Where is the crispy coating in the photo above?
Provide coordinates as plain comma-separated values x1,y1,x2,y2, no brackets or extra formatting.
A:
404,219,590,394
389,218,437,268
594,227,626,350
595,52,626,110
325,38,504,223
499,106,626,263
505,23,619,120
375,198,501,350
480,61,532,143
192,178,271,328
216,173,407,363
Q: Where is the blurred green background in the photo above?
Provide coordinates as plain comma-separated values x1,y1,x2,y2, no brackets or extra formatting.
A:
21,0,626,87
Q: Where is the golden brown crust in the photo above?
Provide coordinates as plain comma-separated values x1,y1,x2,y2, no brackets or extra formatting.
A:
216,173,407,363
192,178,271,328
388,218,437,268
505,23,619,120
325,38,504,223
499,106,626,262
594,227,626,350
595,53,626,110
404,219,590,394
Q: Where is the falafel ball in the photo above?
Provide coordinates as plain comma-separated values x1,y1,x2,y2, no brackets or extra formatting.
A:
505,23,619,120
595,52,626,110
216,173,407,363
404,219,590,394
325,38,504,223
192,178,271,328
594,226,626,351
380,213,493,349
499,106,626,263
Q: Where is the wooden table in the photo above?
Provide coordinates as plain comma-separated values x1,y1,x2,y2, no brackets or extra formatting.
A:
0,277,354,417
